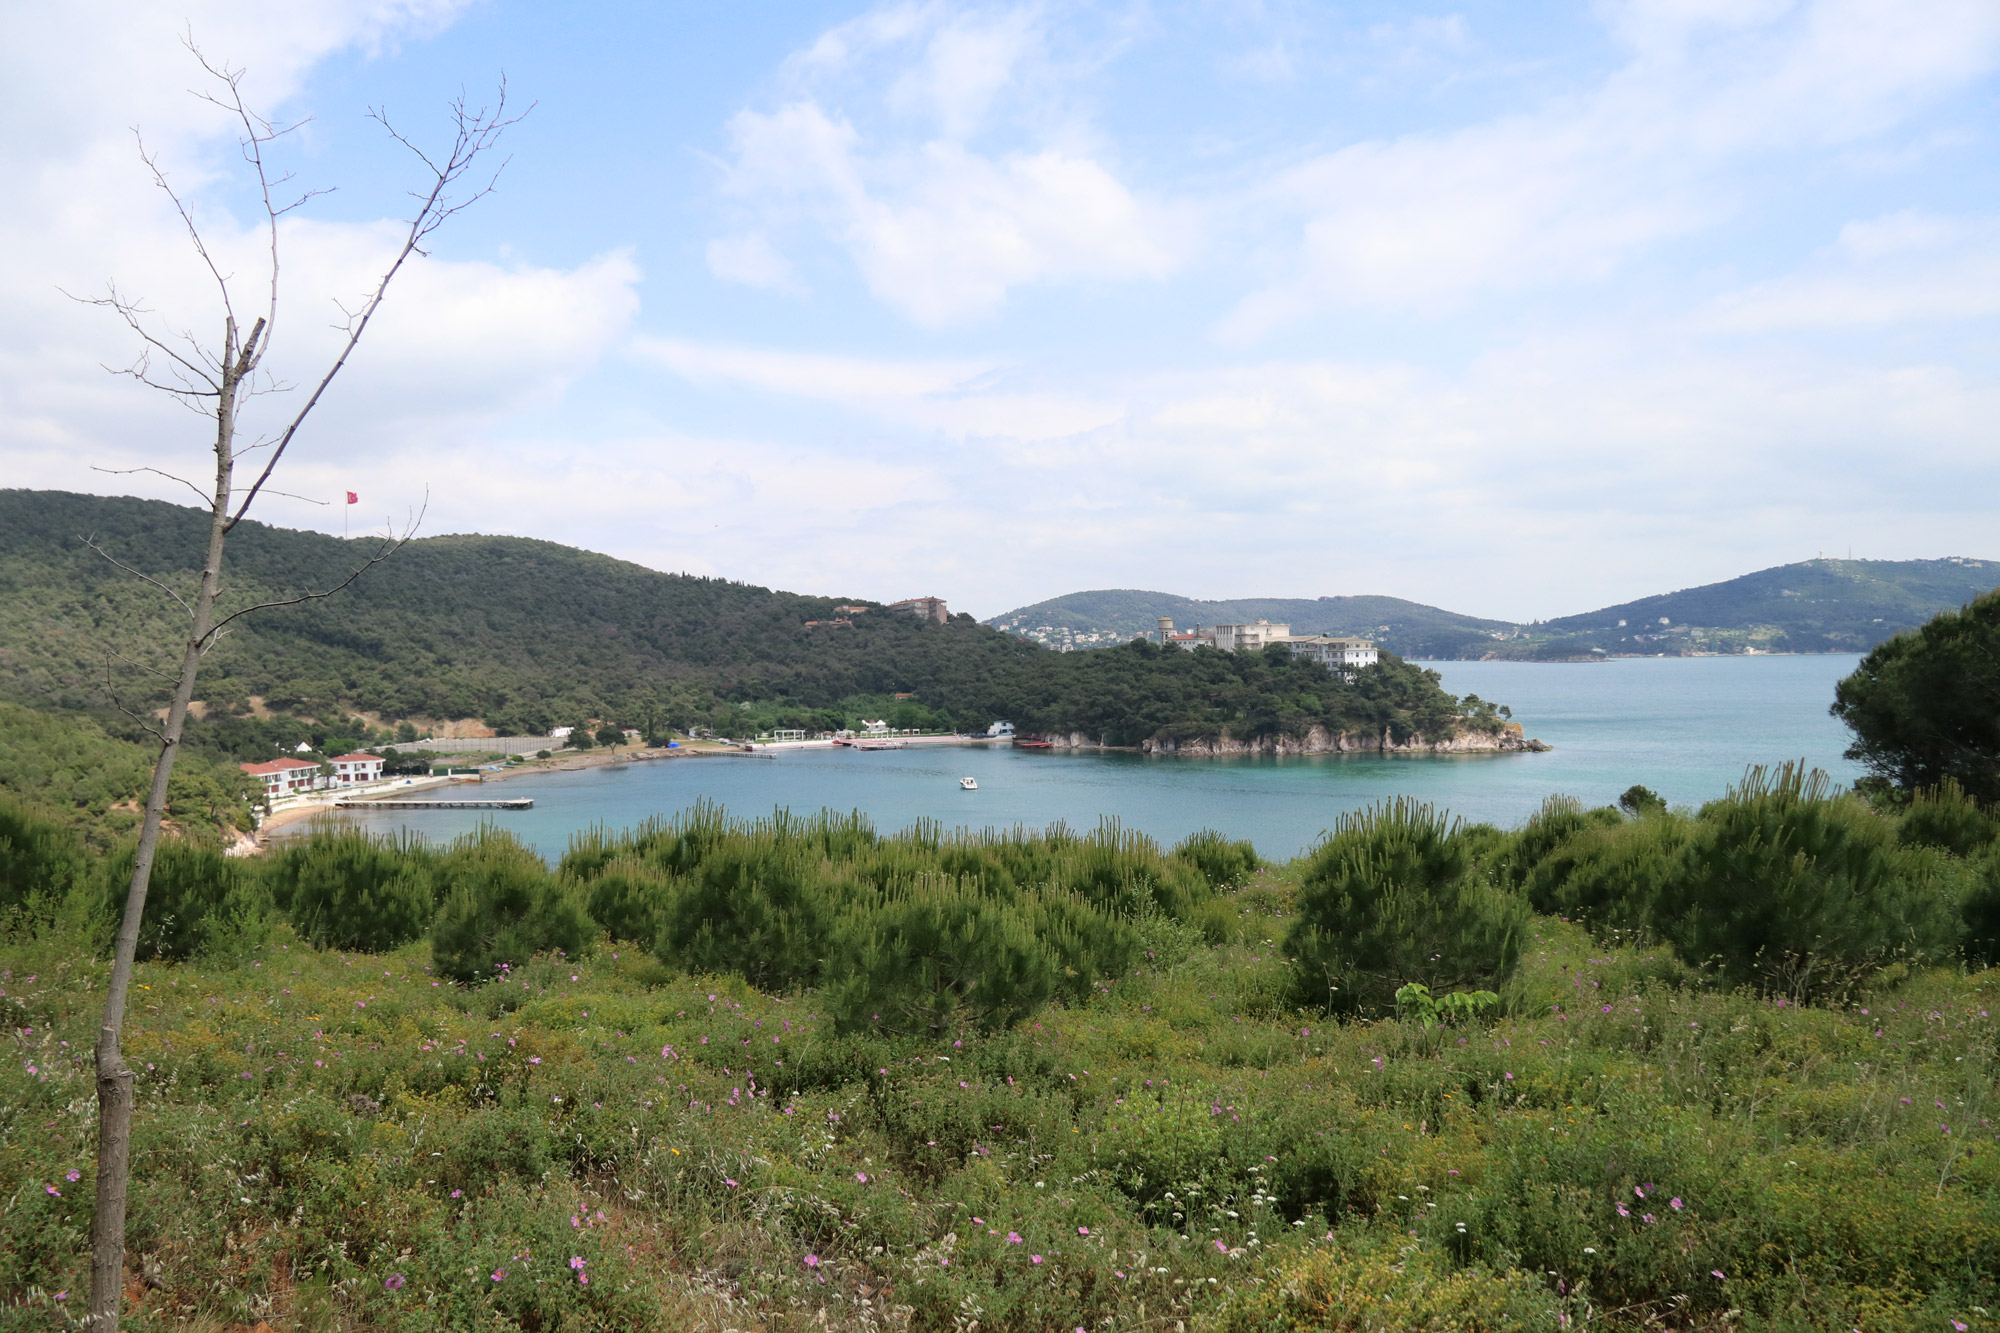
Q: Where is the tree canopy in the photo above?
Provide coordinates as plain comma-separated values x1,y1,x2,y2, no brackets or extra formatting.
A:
1833,589,2000,804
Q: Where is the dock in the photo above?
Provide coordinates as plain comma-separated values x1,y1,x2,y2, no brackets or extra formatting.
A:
334,797,534,811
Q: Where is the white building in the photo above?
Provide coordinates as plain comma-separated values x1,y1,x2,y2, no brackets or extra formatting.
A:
1279,635,1380,675
240,756,323,797
326,752,386,787
861,718,890,735
549,725,574,739
1210,620,1292,652
986,720,1015,738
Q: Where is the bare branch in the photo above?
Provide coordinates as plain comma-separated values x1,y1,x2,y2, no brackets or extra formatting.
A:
63,283,223,395
228,85,527,529
133,129,238,331
80,535,195,621
108,648,181,683
101,654,167,746
90,465,211,507
206,496,426,640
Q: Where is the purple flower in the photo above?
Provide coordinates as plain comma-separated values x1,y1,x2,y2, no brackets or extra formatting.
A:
1030,1254,1044,1264
855,1172,868,1183
491,1269,506,1282
1712,1270,1726,1280
569,1256,586,1270
1077,1226,1090,1235
804,1254,820,1268
1007,1231,1022,1244
65,1170,80,1183
1670,1198,1683,1210
384,1273,406,1291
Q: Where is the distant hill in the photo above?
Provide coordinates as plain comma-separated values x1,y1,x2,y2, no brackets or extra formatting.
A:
986,590,1512,659
988,558,2000,660
0,490,1478,756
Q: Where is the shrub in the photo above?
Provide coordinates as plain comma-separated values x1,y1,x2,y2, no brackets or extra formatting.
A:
1172,828,1261,890
1618,784,1668,817
1522,812,1694,933
274,827,437,952
654,841,843,991
101,838,272,961
431,829,592,983
582,857,671,944
1493,795,1622,896
1657,764,1958,999
823,878,1057,1036
0,798,89,913
1963,850,2000,968
1897,779,1998,858
1284,798,1529,1014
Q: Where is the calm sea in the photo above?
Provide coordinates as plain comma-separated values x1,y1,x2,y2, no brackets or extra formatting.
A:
321,655,1867,862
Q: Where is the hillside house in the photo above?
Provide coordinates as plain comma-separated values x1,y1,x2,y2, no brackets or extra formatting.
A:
888,596,949,623
240,756,323,798
326,752,386,787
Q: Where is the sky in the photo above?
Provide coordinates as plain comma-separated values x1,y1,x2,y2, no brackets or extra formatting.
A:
3,0,1997,622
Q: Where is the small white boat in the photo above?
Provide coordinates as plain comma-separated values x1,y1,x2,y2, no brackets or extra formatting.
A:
959,776,978,790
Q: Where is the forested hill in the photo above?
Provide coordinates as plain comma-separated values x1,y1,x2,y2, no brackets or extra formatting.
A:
992,558,1999,660
0,490,1484,755
985,590,1511,658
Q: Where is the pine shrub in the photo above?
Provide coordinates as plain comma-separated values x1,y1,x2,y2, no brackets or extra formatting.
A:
582,856,671,945
1523,812,1693,933
1897,778,1998,858
1172,828,1262,890
276,827,437,952
1658,763,1958,999
0,799,89,912
653,842,842,991
102,838,272,961
823,877,1057,1036
431,829,592,983
1284,797,1528,1014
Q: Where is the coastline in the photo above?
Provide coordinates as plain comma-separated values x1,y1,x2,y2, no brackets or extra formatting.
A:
251,742,753,846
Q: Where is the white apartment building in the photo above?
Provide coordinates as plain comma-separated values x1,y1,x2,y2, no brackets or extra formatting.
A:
326,752,387,786
1280,635,1380,674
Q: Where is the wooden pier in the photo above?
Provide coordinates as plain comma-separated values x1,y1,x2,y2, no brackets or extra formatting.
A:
334,797,534,811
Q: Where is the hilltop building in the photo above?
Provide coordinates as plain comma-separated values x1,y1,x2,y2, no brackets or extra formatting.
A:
1279,636,1380,674
1211,620,1291,652
888,596,949,623
240,756,322,797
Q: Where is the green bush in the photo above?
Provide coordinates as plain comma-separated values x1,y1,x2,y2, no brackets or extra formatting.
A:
1958,850,2000,968
823,877,1057,1036
582,857,671,945
1657,764,1959,999
1897,779,1997,858
1494,795,1624,897
1171,828,1262,890
0,797,89,912
1523,811,1694,933
430,830,592,983
272,827,437,952
654,841,843,991
102,838,272,961
1618,783,1668,817
1284,798,1529,1014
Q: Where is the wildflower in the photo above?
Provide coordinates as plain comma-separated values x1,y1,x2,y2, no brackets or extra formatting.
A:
725,1178,739,1187
1030,1254,1044,1264
1643,1214,1656,1225
1007,1232,1023,1244
451,1189,463,1198
45,1185,59,1197
529,1056,541,1065
1670,1198,1683,1210
54,1292,66,1302
1712,1270,1726,1280
384,1274,406,1291
1078,1226,1090,1235
855,1172,868,1183
1214,1239,1227,1253
804,1254,820,1268
491,1269,507,1282
65,1170,80,1182
1616,1203,1630,1217
569,1256,586,1270
571,1216,581,1228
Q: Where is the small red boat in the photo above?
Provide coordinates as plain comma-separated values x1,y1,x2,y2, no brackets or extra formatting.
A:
1012,736,1053,750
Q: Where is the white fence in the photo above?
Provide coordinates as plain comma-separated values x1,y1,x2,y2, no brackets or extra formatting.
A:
394,735,563,755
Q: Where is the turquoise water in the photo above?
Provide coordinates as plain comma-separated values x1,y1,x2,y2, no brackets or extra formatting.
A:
324,655,1867,861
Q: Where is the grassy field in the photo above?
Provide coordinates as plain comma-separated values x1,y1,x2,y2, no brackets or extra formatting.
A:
6,858,1998,1333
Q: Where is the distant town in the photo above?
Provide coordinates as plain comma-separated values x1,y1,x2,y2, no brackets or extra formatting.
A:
995,614,1380,677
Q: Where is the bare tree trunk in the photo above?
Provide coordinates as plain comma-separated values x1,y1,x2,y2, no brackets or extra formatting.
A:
74,49,519,1330
89,337,244,1331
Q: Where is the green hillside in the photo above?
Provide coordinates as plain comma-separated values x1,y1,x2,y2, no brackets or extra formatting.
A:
992,558,2000,661
987,589,1512,658
0,490,1483,756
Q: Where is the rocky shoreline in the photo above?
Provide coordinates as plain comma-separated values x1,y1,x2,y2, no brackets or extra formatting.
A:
1036,725,1551,756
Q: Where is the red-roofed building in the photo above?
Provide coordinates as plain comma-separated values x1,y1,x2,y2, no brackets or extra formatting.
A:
327,752,386,786
239,756,323,798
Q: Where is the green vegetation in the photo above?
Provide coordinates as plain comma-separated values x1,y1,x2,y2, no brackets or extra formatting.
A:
0,702,257,847
988,557,2000,661
1835,588,2000,804
5,779,2000,1331
1,491,1484,756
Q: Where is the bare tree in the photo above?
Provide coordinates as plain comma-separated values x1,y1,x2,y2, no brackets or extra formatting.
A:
75,46,523,1333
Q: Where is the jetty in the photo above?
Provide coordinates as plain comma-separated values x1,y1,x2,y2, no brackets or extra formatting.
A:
333,797,533,811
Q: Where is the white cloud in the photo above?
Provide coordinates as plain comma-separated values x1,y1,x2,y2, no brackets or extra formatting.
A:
1698,212,2000,332
0,2,640,519
1220,0,2000,336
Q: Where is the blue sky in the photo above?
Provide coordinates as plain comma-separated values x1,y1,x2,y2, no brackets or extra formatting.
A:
5,0,1997,619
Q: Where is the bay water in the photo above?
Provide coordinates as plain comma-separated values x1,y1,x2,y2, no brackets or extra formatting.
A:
323,655,1866,861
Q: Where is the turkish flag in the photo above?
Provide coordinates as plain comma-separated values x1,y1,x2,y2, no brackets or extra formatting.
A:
345,491,358,504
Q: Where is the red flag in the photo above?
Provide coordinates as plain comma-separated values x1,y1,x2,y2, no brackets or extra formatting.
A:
345,491,358,504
